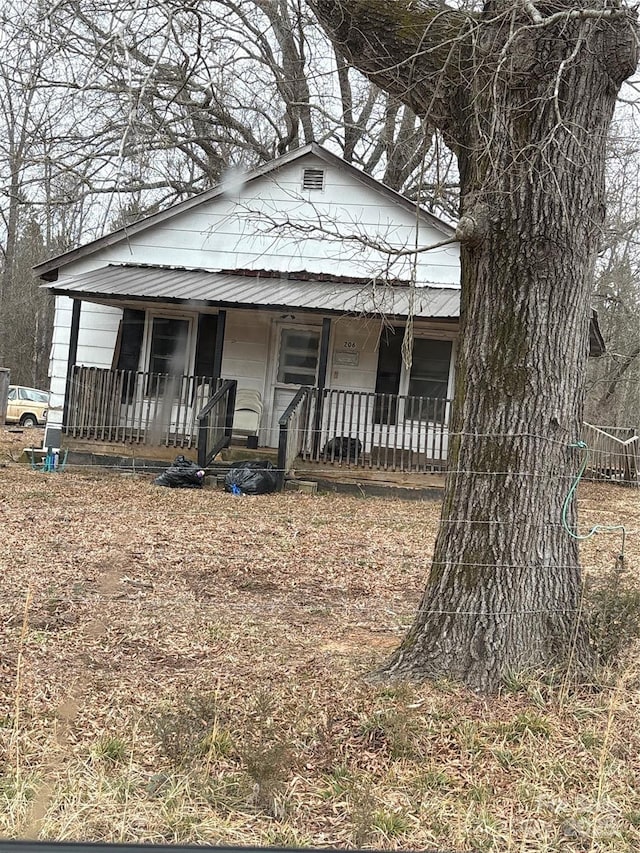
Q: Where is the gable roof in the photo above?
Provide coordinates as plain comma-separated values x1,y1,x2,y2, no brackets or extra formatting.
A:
34,144,455,280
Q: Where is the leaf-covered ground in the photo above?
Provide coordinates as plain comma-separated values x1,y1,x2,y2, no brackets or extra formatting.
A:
1,428,639,851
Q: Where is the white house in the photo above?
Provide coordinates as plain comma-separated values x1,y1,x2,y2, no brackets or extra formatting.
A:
33,144,602,479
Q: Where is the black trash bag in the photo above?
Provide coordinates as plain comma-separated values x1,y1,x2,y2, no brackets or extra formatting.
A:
154,455,205,488
323,436,363,462
224,460,278,495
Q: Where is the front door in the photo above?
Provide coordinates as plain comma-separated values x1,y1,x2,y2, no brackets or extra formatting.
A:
268,325,321,446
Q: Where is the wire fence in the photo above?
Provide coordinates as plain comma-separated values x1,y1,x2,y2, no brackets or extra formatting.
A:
0,845,431,853
10,425,639,481
2,426,637,590
0,424,637,853
27,366,639,483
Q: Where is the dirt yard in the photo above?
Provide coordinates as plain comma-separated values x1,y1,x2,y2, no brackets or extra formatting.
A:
1,428,639,851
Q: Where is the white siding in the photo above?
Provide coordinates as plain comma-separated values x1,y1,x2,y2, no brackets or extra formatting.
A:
56,155,459,285
221,310,271,397
327,317,382,393
76,304,121,367
47,296,74,433
47,297,122,437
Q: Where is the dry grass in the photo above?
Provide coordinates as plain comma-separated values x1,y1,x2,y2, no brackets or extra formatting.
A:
1,428,639,851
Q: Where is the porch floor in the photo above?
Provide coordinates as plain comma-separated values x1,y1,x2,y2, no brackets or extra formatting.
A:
62,437,198,465
60,437,446,492
294,459,446,493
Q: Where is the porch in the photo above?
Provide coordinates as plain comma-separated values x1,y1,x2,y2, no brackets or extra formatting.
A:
62,366,452,481
60,366,639,489
276,385,451,477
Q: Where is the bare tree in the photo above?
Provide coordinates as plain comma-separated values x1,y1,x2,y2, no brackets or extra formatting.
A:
0,0,105,381
2,0,461,382
1,219,53,388
41,0,456,205
311,0,639,691
587,128,640,425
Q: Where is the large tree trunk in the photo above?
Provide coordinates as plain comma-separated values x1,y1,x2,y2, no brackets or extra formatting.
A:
312,0,639,691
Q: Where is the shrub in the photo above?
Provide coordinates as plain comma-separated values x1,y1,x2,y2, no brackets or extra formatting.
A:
151,693,234,769
92,735,128,765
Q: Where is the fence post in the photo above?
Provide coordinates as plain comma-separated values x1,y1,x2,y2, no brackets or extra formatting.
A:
225,381,237,444
277,420,287,491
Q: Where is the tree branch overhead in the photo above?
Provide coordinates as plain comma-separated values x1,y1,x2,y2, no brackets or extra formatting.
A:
309,0,471,146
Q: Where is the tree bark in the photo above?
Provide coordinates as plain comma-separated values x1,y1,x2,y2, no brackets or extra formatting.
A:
312,0,639,691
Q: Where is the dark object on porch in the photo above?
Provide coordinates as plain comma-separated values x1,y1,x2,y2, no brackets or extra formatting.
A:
154,455,205,488
224,460,278,495
323,436,363,462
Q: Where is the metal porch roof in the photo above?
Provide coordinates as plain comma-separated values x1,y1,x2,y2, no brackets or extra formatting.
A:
49,265,461,320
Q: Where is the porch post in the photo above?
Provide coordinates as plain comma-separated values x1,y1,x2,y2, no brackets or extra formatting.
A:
62,299,81,430
213,310,226,379
312,317,331,457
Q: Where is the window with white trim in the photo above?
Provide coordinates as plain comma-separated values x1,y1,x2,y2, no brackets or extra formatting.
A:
405,338,452,420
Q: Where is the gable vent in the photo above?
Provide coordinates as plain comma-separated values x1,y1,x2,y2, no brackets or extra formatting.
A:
302,168,325,191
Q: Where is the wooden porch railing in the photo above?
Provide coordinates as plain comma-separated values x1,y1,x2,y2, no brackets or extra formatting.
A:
582,423,639,486
64,366,224,447
279,387,452,474
197,380,237,468
277,386,314,489
278,392,640,485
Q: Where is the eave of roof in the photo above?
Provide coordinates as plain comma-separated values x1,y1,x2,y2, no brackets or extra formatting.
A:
45,264,461,320
33,143,455,279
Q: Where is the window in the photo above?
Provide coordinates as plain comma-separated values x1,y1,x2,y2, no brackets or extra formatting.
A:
302,168,325,191
147,316,190,395
406,339,452,420
374,329,452,423
277,328,320,385
8,388,16,401
408,339,452,399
